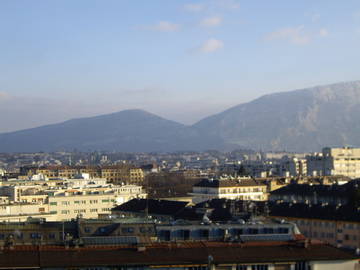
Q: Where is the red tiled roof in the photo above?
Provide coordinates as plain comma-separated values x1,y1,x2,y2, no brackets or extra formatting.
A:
0,242,356,269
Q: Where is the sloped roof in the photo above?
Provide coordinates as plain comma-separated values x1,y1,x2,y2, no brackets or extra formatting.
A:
112,199,188,216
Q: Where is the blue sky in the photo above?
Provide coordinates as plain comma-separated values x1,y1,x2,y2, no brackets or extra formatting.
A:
1,0,360,132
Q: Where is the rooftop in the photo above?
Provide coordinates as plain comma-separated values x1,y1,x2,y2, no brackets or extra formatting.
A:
0,242,356,268
194,178,266,188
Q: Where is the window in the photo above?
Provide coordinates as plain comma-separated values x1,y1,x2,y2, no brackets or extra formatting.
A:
30,233,41,239
237,266,248,270
50,211,57,214
249,228,259,235
251,265,268,270
121,227,134,233
278,227,289,234
61,210,70,214
295,262,310,270
50,202,57,205
188,267,207,270
48,233,56,239
263,228,274,234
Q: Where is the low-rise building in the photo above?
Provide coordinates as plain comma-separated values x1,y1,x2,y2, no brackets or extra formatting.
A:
0,177,146,221
190,178,268,204
0,241,357,270
270,202,360,250
269,180,360,206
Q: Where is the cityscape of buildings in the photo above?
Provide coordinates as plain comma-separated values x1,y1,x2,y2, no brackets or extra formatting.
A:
0,147,360,269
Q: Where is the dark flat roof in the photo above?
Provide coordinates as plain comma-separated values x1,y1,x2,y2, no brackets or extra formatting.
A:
194,179,266,188
270,202,360,222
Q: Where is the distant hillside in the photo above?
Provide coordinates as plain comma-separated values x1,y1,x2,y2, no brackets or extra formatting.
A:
0,109,220,152
193,81,360,152
1,81,360,152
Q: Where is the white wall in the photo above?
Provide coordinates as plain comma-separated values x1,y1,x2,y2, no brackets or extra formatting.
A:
310,260,358,270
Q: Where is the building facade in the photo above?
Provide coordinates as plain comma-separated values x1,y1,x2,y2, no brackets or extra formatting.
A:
307,147,360,179
190,178,268,204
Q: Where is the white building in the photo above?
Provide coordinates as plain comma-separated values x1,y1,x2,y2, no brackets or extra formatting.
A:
0,176,146,221
307,147,360,179
190,178,267,204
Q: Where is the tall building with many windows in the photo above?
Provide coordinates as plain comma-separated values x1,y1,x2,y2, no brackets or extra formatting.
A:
307,147,360,179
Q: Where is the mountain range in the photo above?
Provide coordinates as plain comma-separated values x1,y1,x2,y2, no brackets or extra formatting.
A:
1,80,360,152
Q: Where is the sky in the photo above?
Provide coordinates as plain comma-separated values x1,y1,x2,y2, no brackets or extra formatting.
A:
1,0,360,132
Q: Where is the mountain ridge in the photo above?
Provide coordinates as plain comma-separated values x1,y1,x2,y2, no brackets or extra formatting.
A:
1,80,360,152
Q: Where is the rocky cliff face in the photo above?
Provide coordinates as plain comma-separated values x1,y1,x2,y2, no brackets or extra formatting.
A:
193,81,360,152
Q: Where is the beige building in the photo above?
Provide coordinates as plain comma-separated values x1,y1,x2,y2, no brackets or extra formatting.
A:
307,147,360,179
190,178,268,204
272,215,360,251
48,190,119,220
129,168,145,184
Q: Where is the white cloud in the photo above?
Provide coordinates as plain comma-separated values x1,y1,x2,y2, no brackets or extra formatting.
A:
265,25,310,45
319,28,328,37
200,16,222,27
184,3,205,12
143,21,180,32
199,38,224,53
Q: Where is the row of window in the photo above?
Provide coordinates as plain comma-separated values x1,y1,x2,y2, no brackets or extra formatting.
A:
58,208,110,215
0,232,59,240
297,220,360,229
236,265,268,270
219,188,265,194
49,199,115,206
302,230,358,241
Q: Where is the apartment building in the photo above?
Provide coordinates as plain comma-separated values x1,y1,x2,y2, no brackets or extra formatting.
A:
270,202,360,250
282,158,307,176
21,165,145,184
269,181,359,206
190,178,268,204
0,177,146,221
307,146,360,178
129,168,145,184
48,190,116,220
